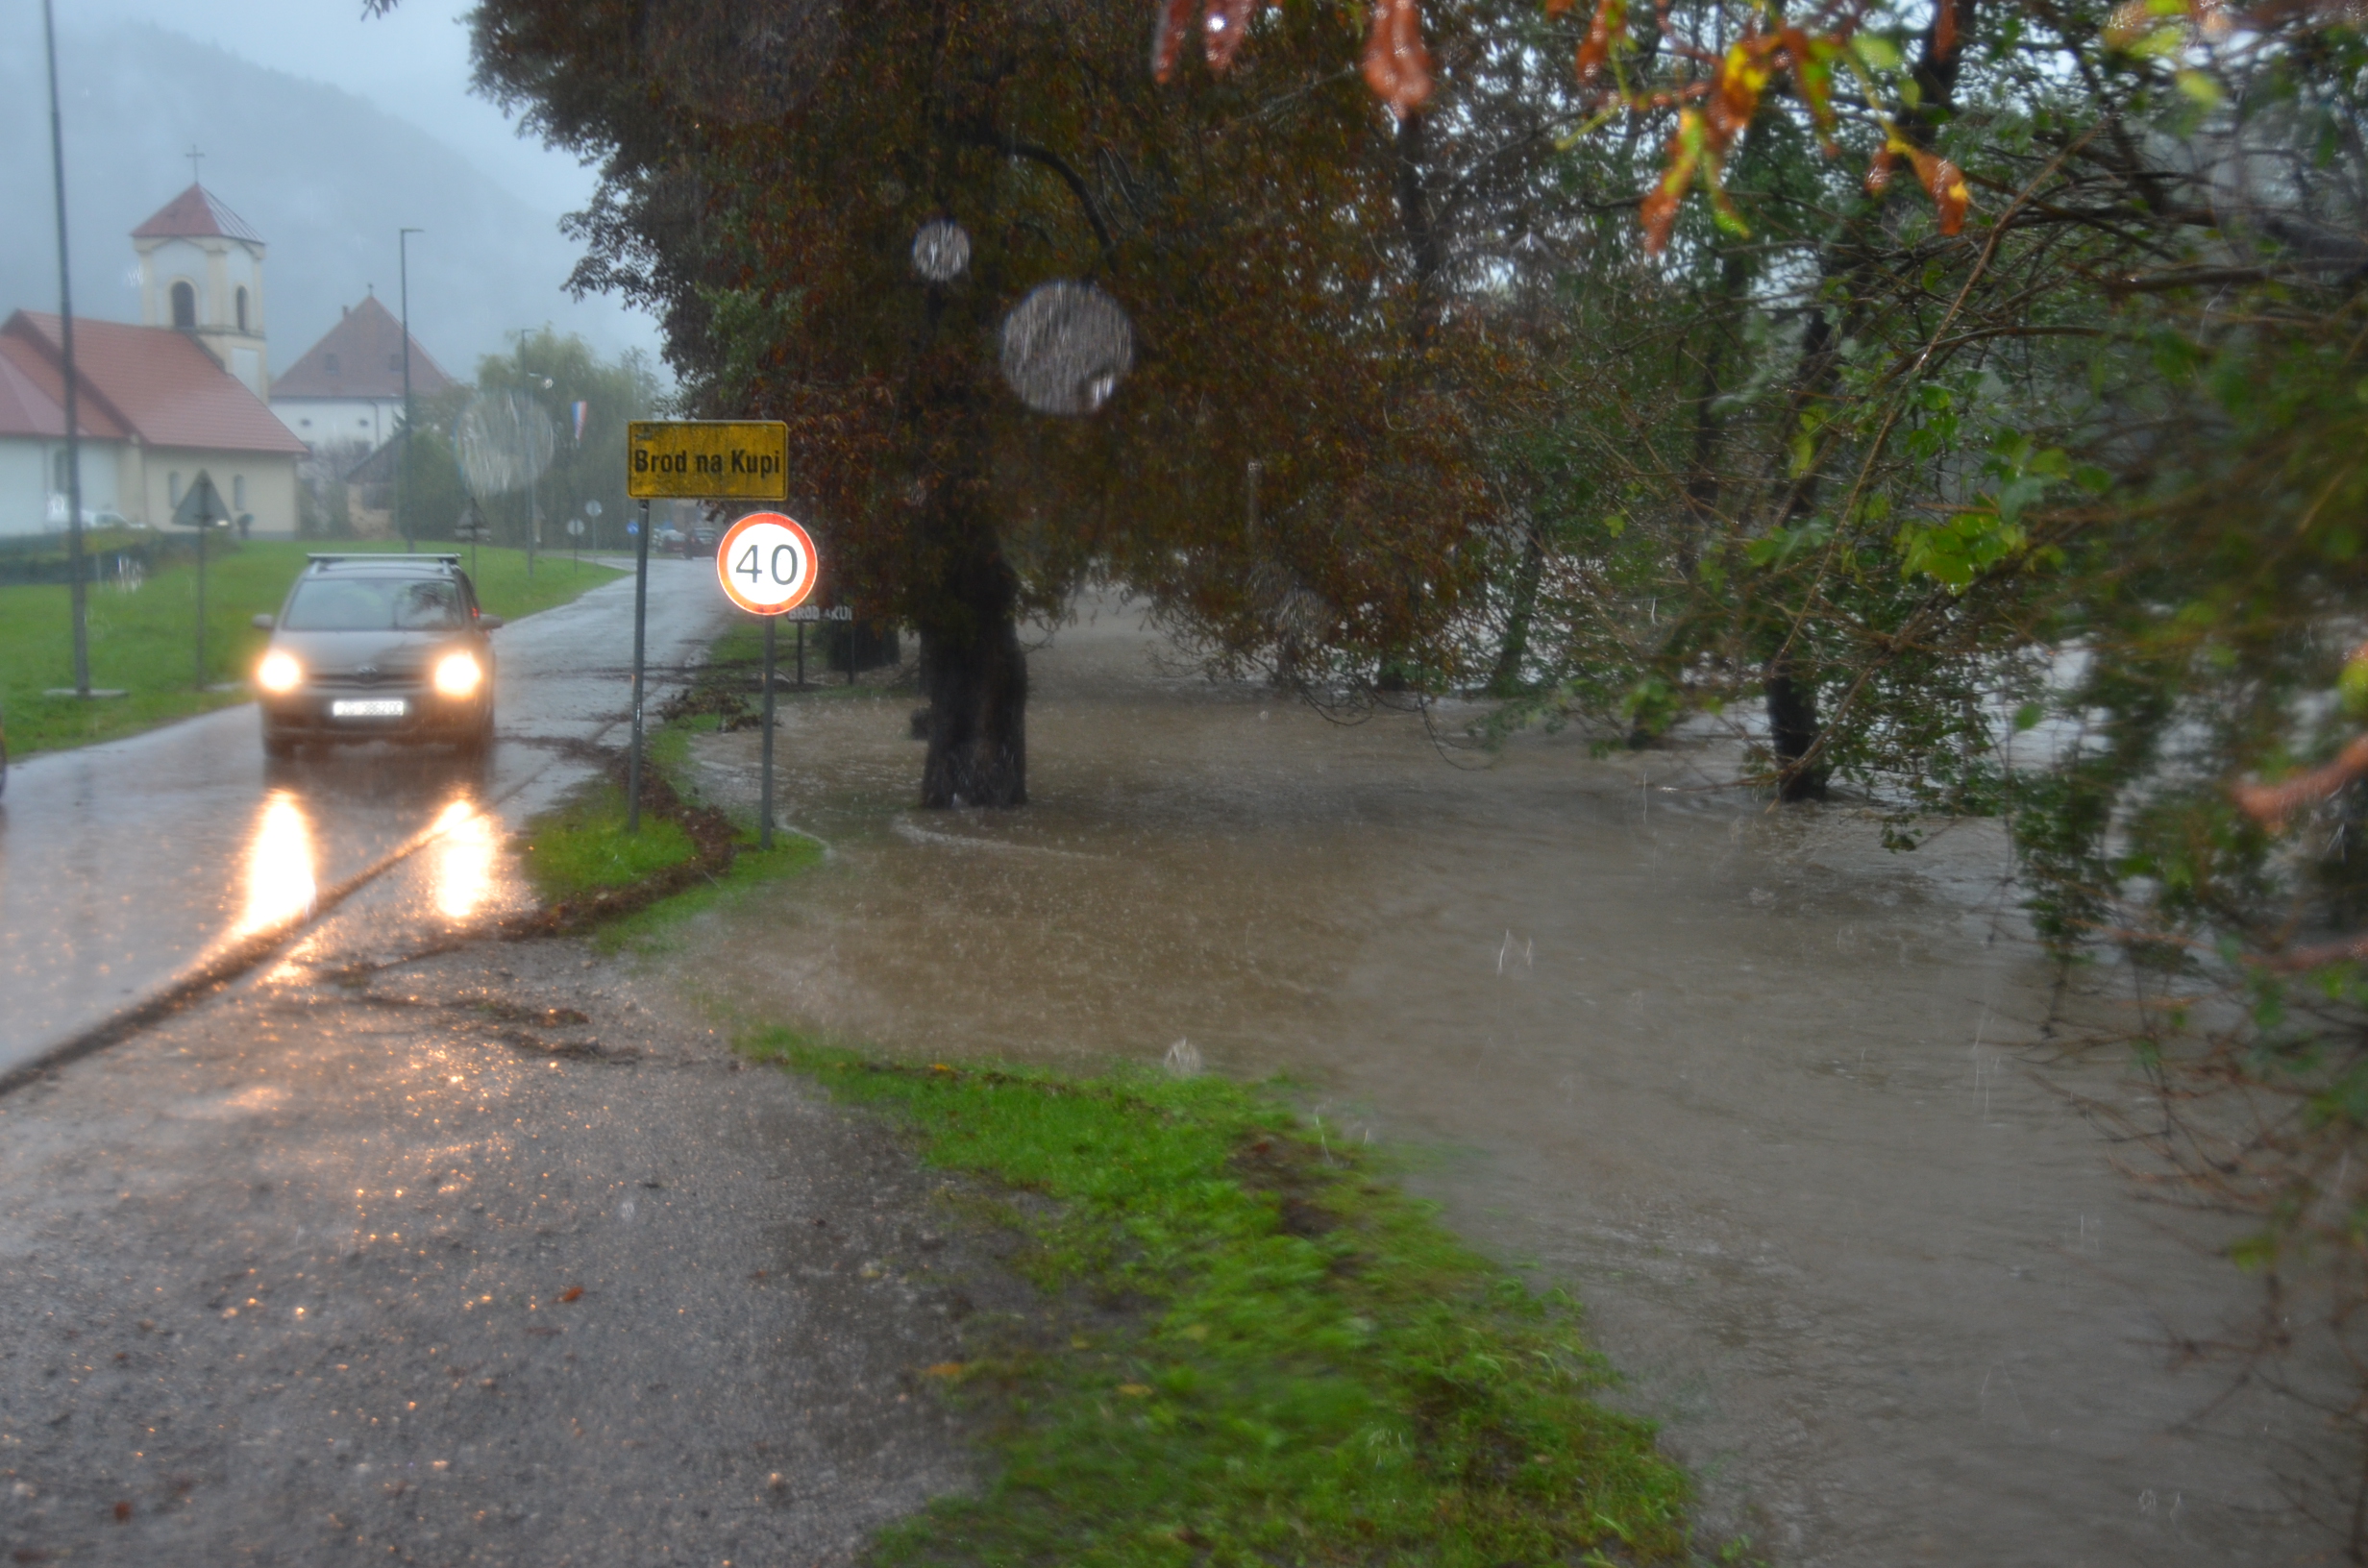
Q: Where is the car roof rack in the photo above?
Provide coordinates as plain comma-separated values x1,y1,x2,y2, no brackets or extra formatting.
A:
304,553,462,569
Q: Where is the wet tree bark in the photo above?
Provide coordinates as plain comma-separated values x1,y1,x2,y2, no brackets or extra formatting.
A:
914,507,1026,809
1487,517,1545,696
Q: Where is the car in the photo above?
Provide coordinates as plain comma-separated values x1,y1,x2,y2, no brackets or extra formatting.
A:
250,553,503,759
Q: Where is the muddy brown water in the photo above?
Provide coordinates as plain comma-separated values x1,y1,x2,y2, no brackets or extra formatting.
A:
672,595,2332,1565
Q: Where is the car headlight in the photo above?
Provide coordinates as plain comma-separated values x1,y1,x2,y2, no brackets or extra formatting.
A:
257,650,303,694
433,651,484,698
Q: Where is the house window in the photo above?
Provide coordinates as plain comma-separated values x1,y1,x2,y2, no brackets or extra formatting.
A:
235,287,249,333
325,353,339,376
299,418,311,428
170,281,196,330
387,353,401,373
234,476,247,510
169,472,183,506
52,450,69,490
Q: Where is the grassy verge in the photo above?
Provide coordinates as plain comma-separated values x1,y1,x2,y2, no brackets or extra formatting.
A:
2,540,620,759
763,1041,1704,1568
512,626,829,941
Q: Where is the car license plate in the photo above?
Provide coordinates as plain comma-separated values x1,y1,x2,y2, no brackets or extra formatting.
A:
331,698,407,719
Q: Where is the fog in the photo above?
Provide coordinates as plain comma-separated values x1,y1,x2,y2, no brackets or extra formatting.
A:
3,5,660,377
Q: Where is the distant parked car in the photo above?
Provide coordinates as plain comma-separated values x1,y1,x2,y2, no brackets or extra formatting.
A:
250,553,503,759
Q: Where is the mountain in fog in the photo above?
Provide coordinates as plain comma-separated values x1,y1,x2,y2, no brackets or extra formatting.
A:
0,21,656,382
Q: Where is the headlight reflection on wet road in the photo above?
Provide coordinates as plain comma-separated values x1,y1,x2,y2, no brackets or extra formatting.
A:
429,800,497,921
234,791,318,937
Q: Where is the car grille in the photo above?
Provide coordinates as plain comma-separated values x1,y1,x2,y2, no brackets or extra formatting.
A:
311,667,425,691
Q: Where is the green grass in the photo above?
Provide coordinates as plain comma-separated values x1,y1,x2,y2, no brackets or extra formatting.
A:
1,539,621,758
516,780,701,901
595,836,826,954
761,1041,1699,1568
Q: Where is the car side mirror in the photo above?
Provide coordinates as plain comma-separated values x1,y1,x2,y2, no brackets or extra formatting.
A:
251,614,274,631
477,614,505,631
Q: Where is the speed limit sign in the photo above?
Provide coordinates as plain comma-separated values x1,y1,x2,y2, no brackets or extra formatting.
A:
716,512,820,616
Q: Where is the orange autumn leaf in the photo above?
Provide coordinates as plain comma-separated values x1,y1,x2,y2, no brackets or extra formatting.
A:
1864,143,1900,195
1149,0,1199,81
1204,0,1265,72
1363,0,1435,117
557,1285,584,1303
1640,110,1706,253
1708,38,1774,140
1904,145,1971,233
1573,0,1628,86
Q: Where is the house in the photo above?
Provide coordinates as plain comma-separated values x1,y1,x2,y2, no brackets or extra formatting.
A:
271,293,456,454
0,312,307,537
0,183,308,538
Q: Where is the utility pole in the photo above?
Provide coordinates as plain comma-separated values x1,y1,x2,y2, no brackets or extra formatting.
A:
42,0,88,697
398,227,422,553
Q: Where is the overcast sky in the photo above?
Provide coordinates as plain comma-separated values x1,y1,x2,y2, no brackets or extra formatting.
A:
66,0,600,223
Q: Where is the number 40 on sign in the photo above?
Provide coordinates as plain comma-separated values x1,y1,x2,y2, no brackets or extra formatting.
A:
717,512,819,615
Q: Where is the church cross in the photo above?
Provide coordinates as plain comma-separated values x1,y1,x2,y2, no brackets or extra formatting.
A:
186,146,204,186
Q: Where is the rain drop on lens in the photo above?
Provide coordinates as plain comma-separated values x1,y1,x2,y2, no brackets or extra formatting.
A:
999,282,1135,417
911,219,971,282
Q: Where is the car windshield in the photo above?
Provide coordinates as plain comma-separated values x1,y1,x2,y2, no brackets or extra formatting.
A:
282,577,467,631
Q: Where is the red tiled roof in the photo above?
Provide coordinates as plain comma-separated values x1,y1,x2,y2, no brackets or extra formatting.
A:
271,295,456,401
1,312,307,456
0,334,128,442
130,184,265,245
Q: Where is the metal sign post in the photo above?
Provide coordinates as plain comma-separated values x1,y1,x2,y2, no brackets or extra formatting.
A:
171,470,232,687
627,422,789,835
627,499,650,833
713,511,820,851
760,616,778,848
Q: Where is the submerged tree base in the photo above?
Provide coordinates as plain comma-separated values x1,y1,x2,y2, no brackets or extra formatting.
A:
752,1040,1704,1566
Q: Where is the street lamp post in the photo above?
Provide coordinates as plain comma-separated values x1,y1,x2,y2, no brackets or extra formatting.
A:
42,0,88,696
398,227,422,553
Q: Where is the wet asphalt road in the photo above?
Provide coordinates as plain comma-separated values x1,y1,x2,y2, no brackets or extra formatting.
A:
0,898,984,1564
0,558,728,1073
0,557,997,1563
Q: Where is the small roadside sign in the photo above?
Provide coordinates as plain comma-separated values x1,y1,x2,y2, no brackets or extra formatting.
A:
716,512,820,616
565,517,585,537
170,471,232,529
627,420,788,500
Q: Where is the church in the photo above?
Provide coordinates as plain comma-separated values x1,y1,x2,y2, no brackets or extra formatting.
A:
0,181,446,541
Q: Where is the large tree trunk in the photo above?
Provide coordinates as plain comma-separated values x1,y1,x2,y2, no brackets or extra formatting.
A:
1764,655,1827,800
915,513,1026,808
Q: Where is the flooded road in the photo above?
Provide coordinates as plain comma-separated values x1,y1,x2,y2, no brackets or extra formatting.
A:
677,595,2329,1565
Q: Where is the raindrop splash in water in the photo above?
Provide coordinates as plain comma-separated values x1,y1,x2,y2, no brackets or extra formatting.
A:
911,219,971,282
649,0,841,122
999,282,1134,416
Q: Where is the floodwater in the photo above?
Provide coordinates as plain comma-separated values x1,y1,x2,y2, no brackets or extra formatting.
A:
678,595,2333,1566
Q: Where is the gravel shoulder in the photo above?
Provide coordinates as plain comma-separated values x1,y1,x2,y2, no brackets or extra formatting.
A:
0,912,1012,1566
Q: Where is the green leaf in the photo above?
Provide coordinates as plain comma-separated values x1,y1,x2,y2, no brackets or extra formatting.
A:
1851,34,1903,70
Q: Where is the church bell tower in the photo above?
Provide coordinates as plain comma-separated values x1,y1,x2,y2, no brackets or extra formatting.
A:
131,180,270,401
